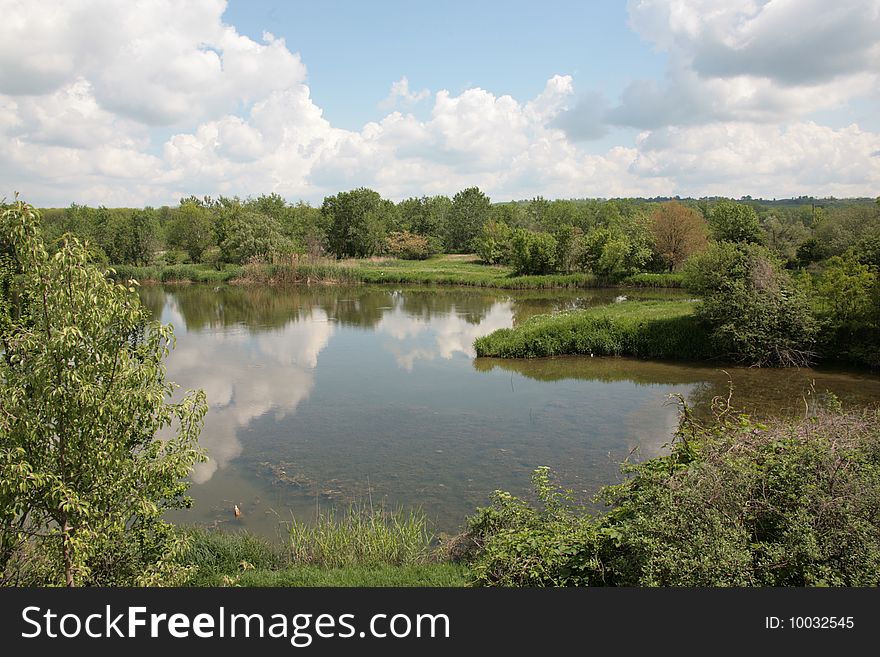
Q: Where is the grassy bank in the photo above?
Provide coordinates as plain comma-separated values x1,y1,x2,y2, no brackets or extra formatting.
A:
180,507,471,587
111,263,242,284
109,255,685,289
179,399,880,588
474,300,713,360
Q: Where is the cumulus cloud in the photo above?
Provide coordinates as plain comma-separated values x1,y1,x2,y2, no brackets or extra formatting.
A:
629,0,880,86
380,76,430,109
631,121,880,197
610,0,880,129
0,0,306,126
1,0,879,205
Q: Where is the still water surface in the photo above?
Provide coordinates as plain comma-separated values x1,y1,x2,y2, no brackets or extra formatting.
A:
139,285,880,539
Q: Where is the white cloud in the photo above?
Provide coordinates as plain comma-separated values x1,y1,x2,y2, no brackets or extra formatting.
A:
1,0,878,205
380,76,430,109
610,0,880,129
631,121,880,197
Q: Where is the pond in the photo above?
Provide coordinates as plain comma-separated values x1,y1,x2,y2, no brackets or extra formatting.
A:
139,284,880,539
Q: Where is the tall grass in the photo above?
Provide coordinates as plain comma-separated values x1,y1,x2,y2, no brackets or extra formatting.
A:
474,300,714,360
109,256,687,290
180,527,286,586
621,272,685,288
110,263,241,283
227,564,470,587
286,506,433,568
179,524,466,586
232,256,687,290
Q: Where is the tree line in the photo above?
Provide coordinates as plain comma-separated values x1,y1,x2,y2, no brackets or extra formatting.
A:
27,189,878,276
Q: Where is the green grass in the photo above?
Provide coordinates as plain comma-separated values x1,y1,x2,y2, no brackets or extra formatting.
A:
180,507,468,587
621,272,685,288
110,263,242,283
107,256,686,290
195,564,471,587
474,300,714,360
286,506,433,568
234,255,687,290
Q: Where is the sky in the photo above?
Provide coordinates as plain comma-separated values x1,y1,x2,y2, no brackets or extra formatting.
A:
1,0,879,207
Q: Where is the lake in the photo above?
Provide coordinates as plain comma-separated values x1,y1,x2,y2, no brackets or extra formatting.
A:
139,284,880,540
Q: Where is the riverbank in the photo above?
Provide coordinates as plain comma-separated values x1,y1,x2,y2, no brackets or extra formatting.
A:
474,300,713,360
182,529,469,586
178,400,880,587
180,510,471,587
111,255,685,290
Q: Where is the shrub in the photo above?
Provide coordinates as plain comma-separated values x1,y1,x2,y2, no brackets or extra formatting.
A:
509,229,558,275
684,242,817,366
384,230,435,260
466,468,601,586
812,253,880,366
465,399,880,587
474,220,512,264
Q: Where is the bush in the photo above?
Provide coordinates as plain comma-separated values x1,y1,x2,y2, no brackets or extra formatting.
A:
384,230,435,260
464,399,880,587
509,229,558,275
466,468,601,586
474,220,512,265
684,242,817,366
811,253,880,366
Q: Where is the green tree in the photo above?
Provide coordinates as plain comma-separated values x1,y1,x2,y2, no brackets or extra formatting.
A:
509,229,558,275
708,200,763,244
685,242,816,366
98,209,160,265
445,187,491,252
0,200,207,586
812,254,879,366
167,201,214,262
473,220,512,265
323,188,392,258
219,210,291,264
401,196,451,242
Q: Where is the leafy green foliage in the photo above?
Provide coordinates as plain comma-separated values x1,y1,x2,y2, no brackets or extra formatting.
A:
395,195,451,243
509,229,558,275
219,209,291,264
473,220,512,265
685,242,816,366
571,226,650,279
811,254,880,366
464,400,880,587
0,199,207,586
445,187,491,253
167,201,214,262
708,200,764,244
323,187,393,258
466,468,600,586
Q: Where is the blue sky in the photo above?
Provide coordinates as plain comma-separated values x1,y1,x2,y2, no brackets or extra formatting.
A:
1,0,878,206
223,0,663,133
